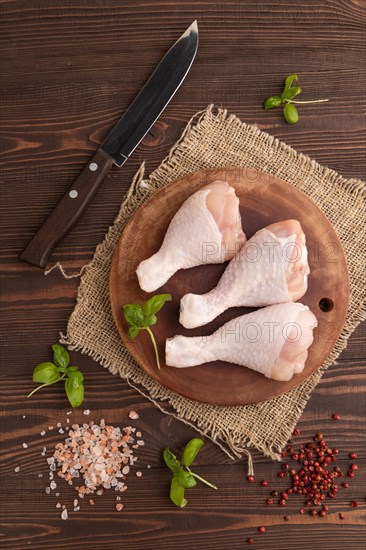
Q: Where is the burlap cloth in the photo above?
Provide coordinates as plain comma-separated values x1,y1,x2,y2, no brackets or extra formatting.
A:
60,105,366,464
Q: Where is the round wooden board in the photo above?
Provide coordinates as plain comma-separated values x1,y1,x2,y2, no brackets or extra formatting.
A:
110,167,350,406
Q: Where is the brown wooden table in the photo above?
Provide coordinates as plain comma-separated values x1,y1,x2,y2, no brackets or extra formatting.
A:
1,1,365,548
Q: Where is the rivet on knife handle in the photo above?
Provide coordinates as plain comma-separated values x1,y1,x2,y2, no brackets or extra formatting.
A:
19,149,114,268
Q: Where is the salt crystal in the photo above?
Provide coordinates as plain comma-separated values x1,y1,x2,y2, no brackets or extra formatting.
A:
55,493,60,497
136,471,142,477
48,426,53,430
14,466,20,473
40,431,46,436
50,481,57,490
147,465,151,469
61,509,68,520
58,428,64,434
56,503,61,508
74,506,80,512
66,411,72,415
45,487,51,494
122,466,130,475
57,423,62,428
73,499,78,507
136,431,142,437
38,473,43,478
66,418,70,424
137,440,145,446
128,411,139,420
115,503,124,511
22,415,26,419
83,409,90,416
22,443,28,449
116,495,121,501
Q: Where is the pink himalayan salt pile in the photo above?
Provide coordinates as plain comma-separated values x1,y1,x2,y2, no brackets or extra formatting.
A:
47,418,144,517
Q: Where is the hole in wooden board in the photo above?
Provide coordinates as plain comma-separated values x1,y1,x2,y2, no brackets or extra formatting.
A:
319,298,334,312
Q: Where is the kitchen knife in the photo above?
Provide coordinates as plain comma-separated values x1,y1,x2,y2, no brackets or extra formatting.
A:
20,21,198,269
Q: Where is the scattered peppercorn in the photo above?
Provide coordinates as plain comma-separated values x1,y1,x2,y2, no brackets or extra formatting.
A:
284,515,290,521
332,413,340,421
261,480,268,487
339,513,345,520
350,452,358,459
293,428,301,436
351,500,358,508
247,538,254,545
350,464,358,471
247,475,255,483
266,498,274,505
258,526,265,533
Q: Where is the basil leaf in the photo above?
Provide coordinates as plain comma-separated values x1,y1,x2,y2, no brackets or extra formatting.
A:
264,95,282,110
163,447,181,474
52,344,69,370
170,476,187,508
65,379,84,407
176,469,197,489
283,86,302,100
32,362,60,384
67,369,84,388
141,314,157,328
123,304,144,327
181,438,205,467
282,74,298,98
283,103,299,124
142,294,172,317
128,325,140,339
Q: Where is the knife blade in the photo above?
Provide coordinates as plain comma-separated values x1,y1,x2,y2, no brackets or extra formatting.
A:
20,21,199,269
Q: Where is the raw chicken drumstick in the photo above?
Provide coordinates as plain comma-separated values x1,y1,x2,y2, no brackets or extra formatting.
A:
136,181,246,293
166,303,317,382
180,220,310,329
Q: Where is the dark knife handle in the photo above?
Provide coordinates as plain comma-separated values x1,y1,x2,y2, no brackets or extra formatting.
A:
19,148,114,269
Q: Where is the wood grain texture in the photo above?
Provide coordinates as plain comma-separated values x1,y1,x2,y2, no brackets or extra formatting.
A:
110,167,349,405
0,0,365,548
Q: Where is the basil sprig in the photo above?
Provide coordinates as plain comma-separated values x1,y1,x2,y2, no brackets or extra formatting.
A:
27,344,84,407
264,74,329,124
123,294,171,370
163,438,218,508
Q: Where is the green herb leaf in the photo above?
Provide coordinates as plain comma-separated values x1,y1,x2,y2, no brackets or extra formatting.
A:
264,95,282,110
27,344,84,406
65,378,84,408
283,86,302,100
52,344,69,370
176,469,197,489
282,74,298,98
141,314,157,328
123,294,171,370
163,447,181,474
181,438,205,468
283,102,299,124
67,369,84,388
32,362,60,384
123,304,144,327
142,294,172,317
128,325,140,339
170,476,187,508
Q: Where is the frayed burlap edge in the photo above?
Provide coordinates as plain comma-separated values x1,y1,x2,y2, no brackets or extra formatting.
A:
60,104,366,463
